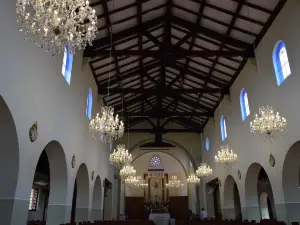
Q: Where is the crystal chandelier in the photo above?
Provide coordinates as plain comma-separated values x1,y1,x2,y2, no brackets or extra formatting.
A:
125,176,148,188
124,176,138,187
109,145,132,170
16,0,98,55
215,145,238,165
250,105,287,142
89,106,124,143
196,163,213,177
136,176,148,188
120,165,136,180
166,176,184,189
187,173,200,185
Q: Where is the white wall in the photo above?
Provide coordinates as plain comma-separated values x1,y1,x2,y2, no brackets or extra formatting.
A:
0,0,115,224
201,0,300,223
128,152,188,197
117,132,202,167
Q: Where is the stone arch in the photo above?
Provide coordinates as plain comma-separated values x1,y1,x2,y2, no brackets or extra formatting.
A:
33,140,68,225
91,176,102,221
223,175,242,220
73,163,90,222
129,138,198,171
245,163,276,221
282,140,300,222
0,95,19,225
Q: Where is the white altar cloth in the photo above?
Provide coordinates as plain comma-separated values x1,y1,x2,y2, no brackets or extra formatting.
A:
149,213,170,225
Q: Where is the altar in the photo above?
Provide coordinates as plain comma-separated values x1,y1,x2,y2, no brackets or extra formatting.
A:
149,213,170,225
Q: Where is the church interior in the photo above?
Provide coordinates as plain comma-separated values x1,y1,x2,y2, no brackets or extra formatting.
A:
1,0,300,225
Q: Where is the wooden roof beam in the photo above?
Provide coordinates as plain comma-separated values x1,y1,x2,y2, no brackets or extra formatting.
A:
84,15,165,55
84,49,254,58
171,16,252,50
99,87,228,94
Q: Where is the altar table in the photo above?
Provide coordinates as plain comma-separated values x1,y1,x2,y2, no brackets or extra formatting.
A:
149,213,170,225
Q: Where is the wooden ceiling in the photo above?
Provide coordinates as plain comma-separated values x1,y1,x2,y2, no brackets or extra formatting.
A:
84,0,287,134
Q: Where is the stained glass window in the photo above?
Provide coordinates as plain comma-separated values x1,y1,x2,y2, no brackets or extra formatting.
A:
150,156,161,167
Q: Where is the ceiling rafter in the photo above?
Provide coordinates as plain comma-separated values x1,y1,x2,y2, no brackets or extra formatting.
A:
85,0,287,132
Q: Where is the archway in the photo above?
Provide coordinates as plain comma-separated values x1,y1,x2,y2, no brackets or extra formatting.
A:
91,176,103,221
259,192,275,219
282,141,300,222
28,141,68,225
0,96,19,225
103,178,113,220
223,175,242,220
71,163,90,222
245,163,276,221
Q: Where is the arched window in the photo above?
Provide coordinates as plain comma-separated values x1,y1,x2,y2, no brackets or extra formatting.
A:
62,46,73,85
85,88,93,120
240,88,250,120
206,138,210,151
190,161,193,167
109,143,113,152
220,115,227,141
273,40,291,86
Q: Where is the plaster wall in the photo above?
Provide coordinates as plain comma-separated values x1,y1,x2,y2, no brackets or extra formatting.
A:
128,152,188,197
0,0,115,224
201,1,300,222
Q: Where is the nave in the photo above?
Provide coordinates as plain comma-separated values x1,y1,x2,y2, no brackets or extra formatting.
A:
2,0,300,225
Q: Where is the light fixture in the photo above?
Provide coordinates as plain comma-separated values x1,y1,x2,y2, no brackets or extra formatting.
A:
215,145,238,165
136,176,148,188
120,165,136,180
16,0,98,55
166,176,184,189
109,144,132,170
124,176,138,187
250,105,287,142
187,173,200,185
89,106,124,143
196,163,213,177
125,176,148,188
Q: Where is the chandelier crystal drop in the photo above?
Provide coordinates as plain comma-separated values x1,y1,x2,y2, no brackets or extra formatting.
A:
166,176,184,189
89,106,124,143
187,173,200,185
109,145,132,170
120,165,136,180
16,0,98,55
196,163,213,177
250,105,287,142
215,145,238,165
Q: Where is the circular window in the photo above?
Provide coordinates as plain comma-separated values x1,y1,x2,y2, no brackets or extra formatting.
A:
206,138,210,151
150,156,161,167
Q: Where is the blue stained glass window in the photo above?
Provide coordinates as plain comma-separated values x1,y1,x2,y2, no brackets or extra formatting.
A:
206,138,210,151
240,88,250,120
86,88,93,120
62,45,73,85
273,40,291,86
220,115,227,141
